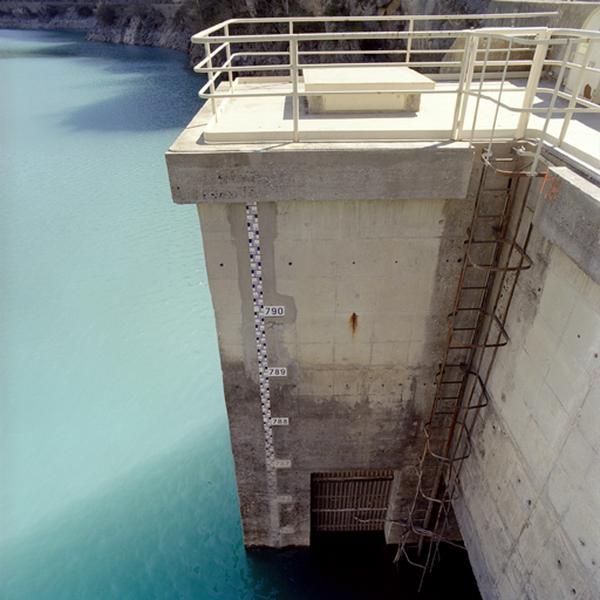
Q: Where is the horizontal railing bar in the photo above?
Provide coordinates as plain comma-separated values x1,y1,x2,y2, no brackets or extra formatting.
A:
193,12,556,34
199,75,528,97
545,59,600,76
297,47,533,56
193,27,549,45
222,47,532,59
195,20,231,39
470,28,600,44
193,41,230,71
552,89,600,109
198,83,600,119
194,59,537,75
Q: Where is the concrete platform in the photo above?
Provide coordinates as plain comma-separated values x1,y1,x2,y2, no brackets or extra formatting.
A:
166,93,476,205
199,78,600,173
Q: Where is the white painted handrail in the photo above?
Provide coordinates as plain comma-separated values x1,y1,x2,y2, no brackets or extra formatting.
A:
190,14,600,175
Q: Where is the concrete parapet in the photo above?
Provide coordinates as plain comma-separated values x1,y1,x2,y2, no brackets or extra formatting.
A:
534,166,600,286
166,102,475,205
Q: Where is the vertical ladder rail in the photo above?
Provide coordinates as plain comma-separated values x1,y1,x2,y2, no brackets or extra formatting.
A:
396,150,539,590
429,170,539,568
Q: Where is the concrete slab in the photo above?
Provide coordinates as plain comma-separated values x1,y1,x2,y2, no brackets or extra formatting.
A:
303,66,435,113
167,142,475,204
192,79,599,173
166,95,476,204
303,66,436,91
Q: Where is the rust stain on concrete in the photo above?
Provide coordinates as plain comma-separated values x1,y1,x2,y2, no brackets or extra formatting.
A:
349,312,358,336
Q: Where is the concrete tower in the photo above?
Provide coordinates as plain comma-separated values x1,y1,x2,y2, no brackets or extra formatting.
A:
167,11,600,599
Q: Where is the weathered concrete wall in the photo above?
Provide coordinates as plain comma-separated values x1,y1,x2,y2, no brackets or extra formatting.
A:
197,193,474,546
454,166,600,600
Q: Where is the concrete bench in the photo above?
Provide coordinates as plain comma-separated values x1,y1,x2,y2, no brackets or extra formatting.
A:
303,65,436,114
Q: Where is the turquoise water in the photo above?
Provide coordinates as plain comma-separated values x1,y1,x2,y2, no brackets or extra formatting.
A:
0,29,311,600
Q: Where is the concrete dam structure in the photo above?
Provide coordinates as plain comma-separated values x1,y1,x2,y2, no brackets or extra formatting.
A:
166,10,600,599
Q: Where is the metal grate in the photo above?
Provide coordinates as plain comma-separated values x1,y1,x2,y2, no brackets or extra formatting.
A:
311,470,393,533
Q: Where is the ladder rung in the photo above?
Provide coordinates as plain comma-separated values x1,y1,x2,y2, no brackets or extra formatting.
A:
474,213,504,220
461,286,488,290
465,263,497,269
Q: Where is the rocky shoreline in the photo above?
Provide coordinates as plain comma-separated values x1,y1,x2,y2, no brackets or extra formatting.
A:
0,0,500,60
1,0,593,68
0,3,194,55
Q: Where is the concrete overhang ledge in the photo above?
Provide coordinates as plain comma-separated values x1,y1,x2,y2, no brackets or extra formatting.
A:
534,166,600,285
166,106,475,205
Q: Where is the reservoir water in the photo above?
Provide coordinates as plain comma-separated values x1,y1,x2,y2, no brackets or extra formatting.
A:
0,29,481,600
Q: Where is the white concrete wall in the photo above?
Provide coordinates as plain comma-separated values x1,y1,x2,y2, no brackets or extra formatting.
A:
455,240,600,600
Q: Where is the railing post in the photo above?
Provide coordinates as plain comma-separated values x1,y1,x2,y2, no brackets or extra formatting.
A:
290,25,300,143
204,41,218,121
515,29,551,138
224,23,234,91
453,35,478,141
531,38,572,174
405,18,414,64
469,35,493,144
558,38,593,145
451,36,471,140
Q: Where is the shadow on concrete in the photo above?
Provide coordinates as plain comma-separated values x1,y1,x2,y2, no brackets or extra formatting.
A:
282,95,418,121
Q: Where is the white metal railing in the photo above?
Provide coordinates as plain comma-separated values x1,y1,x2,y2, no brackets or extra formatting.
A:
190,14,600,175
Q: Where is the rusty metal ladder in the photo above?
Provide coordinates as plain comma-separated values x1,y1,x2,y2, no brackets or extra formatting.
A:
396,148,542,588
